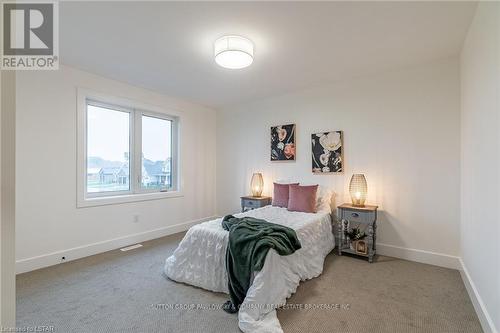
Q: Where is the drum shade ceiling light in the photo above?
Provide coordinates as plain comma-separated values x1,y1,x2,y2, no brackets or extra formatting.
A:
214,36,254,69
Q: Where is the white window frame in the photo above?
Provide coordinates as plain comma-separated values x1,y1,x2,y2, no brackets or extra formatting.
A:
77,89,182,208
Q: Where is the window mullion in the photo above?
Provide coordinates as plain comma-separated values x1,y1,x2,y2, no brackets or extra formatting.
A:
129,109,135,194
133,110,142,194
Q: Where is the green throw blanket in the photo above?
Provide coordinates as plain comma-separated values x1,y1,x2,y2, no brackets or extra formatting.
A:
221,215,302,311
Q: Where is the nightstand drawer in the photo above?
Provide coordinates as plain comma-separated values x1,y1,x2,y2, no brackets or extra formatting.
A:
342,210,374,223
242,199,258,208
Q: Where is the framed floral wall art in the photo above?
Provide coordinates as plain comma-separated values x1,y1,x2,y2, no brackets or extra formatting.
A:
271,124,296,161
311,131,343,173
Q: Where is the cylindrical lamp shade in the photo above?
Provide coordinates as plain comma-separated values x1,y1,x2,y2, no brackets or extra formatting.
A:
214,36,254,69
250,173,264,197
349,174,368,207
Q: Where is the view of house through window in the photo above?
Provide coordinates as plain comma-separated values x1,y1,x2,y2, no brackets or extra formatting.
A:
87,104,130,193
141,115,172,190
86,100,176,196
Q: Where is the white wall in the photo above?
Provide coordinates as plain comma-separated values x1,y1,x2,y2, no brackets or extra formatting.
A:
460,2,499,332
15,65,217,273
1,70,16,327
217,59,461,267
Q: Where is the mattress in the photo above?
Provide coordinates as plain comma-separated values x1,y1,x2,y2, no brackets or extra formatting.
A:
164,205,334,333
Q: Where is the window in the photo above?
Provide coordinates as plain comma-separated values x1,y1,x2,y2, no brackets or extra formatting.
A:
78,90,180,207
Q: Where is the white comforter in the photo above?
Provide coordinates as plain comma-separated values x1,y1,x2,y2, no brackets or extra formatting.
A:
164,206,334,333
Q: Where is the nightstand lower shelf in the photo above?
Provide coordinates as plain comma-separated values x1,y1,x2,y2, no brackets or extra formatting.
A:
338,246,373,261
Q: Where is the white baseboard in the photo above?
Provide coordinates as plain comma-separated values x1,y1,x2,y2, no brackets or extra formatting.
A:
16,216,218,274
459,258,498,333
377,243,460,269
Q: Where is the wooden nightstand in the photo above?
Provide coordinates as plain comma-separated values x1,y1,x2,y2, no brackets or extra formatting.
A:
337,203,378,263
241,196,272,212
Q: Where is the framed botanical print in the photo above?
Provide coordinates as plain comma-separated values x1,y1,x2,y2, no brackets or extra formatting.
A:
311,131,343,173
271,124,296,161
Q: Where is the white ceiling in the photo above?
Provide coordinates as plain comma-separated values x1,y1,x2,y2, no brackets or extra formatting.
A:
60,1,477,109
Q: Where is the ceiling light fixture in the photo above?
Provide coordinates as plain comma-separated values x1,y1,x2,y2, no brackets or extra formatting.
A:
214,35,254,69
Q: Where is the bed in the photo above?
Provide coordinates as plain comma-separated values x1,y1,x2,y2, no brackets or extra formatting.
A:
164,204,334,333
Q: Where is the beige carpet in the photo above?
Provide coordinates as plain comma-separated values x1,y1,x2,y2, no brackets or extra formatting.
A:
17,232,482,333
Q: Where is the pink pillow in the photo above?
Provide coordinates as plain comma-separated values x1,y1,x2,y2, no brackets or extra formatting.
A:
287,184,318,213
272,183,299,208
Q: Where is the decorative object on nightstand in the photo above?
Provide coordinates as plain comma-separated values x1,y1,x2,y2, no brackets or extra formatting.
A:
349,174,368,207
337,203,378,262
250,173,264,197
241,196,272,212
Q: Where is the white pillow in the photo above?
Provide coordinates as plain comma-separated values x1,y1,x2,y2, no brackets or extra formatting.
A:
315,186,333,213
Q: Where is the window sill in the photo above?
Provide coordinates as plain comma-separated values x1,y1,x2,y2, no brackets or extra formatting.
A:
77,191,184,208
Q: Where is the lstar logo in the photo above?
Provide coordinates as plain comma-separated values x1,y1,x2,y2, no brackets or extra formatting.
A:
1,2,58,70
